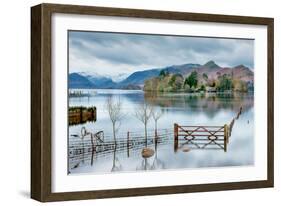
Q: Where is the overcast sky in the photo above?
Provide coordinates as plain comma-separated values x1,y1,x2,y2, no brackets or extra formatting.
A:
69,31,254,76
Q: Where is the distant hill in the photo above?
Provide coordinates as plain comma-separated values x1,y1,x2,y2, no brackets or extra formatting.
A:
119,63,200,87
143,61,254,92
69,73,95,89
80,72,117,89
111,73,130,82
119,69,161,86
203,60,220,69
69,61,254,90
183,62,254,85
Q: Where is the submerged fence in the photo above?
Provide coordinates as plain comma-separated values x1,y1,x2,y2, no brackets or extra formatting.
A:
68,128,172,169
69,107,244,170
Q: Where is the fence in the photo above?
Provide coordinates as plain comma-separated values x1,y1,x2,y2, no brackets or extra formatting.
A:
173,106,243,152
69,107,244,170
174,124,228,152
68,128,172,169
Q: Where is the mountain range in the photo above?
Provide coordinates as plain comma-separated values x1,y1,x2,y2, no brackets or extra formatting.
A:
68,60,254,89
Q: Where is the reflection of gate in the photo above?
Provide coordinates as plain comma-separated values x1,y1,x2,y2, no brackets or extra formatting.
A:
174,124,229,152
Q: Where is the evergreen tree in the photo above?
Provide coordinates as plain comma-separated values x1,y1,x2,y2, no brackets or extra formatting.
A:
203,73,208,81
184,71,198,88
159,69,169,79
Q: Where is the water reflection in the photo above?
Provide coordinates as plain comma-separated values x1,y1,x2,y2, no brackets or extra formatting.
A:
68,89,254,174
137,158,152,171
111,146,123,172
152,140,165,170
144,92,253,118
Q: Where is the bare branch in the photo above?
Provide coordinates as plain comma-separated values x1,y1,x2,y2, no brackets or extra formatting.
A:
151,107,163,122
105,96,123,123
134,102,153,125
105,96,124,143
134,102,153,147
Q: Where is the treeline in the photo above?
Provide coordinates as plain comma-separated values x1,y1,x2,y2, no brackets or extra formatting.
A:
143,69,253,93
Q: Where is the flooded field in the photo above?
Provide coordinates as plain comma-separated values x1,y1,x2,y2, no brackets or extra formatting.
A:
68,89,254,174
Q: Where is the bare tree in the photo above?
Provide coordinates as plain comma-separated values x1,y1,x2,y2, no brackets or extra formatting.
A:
151,108,163,134
105,96,123,145
135,103,153,146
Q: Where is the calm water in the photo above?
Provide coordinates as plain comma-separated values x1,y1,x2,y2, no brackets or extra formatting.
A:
68,89,254,174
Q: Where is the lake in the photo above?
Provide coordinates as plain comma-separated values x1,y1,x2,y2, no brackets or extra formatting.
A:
68,89,254,174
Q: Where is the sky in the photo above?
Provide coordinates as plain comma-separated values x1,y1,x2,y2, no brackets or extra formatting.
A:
69,31,254,76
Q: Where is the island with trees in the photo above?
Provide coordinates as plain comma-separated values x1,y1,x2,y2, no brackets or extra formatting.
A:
143,62,254,93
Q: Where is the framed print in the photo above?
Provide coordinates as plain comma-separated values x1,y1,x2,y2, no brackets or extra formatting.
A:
31,3,274,202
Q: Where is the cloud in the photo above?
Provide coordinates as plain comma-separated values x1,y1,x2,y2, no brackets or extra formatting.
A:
69,31,254,76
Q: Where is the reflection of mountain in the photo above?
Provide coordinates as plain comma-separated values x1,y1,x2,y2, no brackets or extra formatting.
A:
105,90,254,119
69,61,254,89
143,92,254,118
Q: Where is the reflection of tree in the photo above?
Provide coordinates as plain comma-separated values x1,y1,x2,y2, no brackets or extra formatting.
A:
144,92,254,118
111,146,122,172
151,155,165,170
136,143,165,171
151,143,165,170
136,158,152,171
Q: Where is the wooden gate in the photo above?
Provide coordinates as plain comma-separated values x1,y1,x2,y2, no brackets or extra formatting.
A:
174,124,229,152
173,107,243,153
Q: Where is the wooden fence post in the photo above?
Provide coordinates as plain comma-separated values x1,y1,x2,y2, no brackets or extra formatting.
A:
80,106,83,121
224,124,228,152
127,131,130,157
90,133,95,166
81,138,85,163
154,129,158,151
174,123,179,152
90,107,93,119
93,106,96,122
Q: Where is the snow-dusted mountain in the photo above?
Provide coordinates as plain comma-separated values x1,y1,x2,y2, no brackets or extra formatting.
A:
69,61,254,89
78,72,117,88
69,73,95,89
110,73,130,83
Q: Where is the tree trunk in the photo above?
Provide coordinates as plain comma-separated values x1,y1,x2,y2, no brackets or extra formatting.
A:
111,146,117,172
155,121,157,132
144,123,147,147
154,120,158,150
82,138,85,163
113,122,116,145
